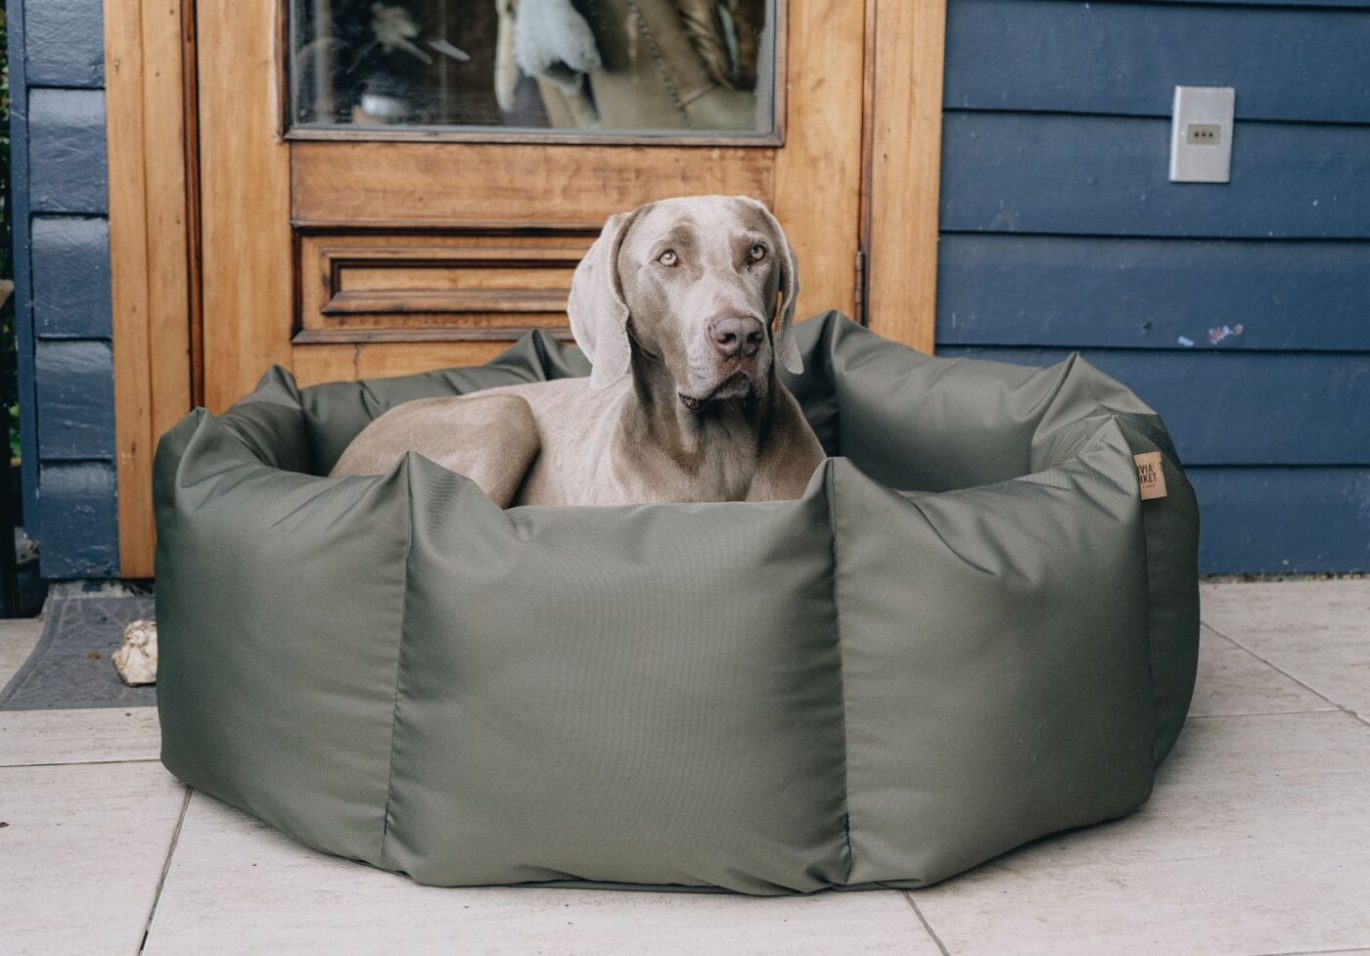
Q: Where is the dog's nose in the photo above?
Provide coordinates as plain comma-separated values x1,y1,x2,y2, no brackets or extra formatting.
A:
709,315,765,360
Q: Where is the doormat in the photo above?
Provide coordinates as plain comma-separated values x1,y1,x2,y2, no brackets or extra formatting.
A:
0,593,157,710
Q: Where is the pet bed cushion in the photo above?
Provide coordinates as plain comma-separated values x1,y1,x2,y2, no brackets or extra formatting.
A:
154,312,1199,895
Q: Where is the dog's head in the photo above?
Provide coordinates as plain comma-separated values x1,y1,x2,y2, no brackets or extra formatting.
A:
568,195,802,409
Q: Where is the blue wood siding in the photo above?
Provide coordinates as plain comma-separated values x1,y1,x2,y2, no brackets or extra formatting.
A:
939,236,1370,351
944,0,1370,124
32,218,112,338
8,0,120,578
936,349,1370,466
23,0,104,87
36,462,119,579
942,113,1370,238
939,0,1370,572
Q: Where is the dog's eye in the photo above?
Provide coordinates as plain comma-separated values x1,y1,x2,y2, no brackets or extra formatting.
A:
748,243,767,263
657,250,678,267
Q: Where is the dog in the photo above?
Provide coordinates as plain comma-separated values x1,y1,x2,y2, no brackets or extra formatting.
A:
331,195,826,506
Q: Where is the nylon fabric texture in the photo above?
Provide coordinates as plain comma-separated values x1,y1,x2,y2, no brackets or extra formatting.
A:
154,312,1200,894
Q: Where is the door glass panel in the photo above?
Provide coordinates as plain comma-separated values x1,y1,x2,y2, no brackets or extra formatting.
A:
289,0,778,136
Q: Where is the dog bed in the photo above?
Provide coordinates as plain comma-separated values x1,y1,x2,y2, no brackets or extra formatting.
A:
154,312,1199,895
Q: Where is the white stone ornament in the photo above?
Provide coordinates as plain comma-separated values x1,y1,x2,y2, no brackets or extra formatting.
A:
113,619,158,686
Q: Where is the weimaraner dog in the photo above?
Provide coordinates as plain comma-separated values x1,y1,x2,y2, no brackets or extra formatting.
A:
331,195,825,506
115,197,825,687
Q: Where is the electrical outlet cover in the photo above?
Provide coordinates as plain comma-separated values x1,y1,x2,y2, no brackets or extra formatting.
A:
1170,86,1235,183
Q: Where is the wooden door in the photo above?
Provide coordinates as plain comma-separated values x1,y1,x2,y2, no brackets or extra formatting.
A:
108,0,947,576
196,0,865,411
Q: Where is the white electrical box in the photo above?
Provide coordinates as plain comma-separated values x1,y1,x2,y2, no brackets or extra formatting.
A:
1170,86,1235,184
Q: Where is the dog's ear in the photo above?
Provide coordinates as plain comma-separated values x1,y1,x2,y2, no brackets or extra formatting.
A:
568,209,639,390
738,196,803,375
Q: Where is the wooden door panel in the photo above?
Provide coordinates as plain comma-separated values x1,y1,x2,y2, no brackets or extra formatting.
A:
291,143,776,227
110,0,946,574
291,341,517,389
199,0,866,412
297,231,595,343
198,0,292,412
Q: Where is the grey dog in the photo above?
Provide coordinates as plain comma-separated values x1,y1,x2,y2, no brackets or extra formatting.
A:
332,195,825,506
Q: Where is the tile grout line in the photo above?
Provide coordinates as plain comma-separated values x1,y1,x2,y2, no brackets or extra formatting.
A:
139,786,193,955
1203,619,1370,730
1188,708,1339,720
902,891,952,956
1,757,162,770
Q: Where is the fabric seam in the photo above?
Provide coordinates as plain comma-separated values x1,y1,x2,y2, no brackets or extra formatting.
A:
1117,418,1166,769
824,460,856,885
377,459,416,866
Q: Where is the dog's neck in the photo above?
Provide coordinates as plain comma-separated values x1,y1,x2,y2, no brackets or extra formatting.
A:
612,347,779,500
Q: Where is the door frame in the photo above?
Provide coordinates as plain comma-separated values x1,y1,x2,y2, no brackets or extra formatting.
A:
105,0,201,578
104,0,947,578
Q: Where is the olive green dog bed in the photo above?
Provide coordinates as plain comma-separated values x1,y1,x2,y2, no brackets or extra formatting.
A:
154,312,1199,895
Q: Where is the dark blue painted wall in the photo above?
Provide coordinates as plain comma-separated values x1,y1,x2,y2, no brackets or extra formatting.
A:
938,0,1370,573
8,0,119,578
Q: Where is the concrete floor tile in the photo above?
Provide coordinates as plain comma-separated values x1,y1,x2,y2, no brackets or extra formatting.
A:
1190,626,1336,718
1202,581,1370,720
911,710,1370,956
145,793,939,956
1,761,187,956
0,707,161,767
0,617,43,688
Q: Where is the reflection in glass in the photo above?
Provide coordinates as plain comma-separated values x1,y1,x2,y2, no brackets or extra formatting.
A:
290,0,776,135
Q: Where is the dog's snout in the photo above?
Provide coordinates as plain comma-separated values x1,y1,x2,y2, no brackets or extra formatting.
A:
709,315,765,360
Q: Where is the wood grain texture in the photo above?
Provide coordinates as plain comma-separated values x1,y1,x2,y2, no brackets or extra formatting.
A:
291,342,518,389
106,0,197,578
940,112,1370,239
198,0,293,412
772,0,866,324
298,231,596,339
275,1,864,389
945,0,1370,124
862,0,946,353
937,347,1370,466
938,234,1370,351
291,143,775,228
287,127,785,148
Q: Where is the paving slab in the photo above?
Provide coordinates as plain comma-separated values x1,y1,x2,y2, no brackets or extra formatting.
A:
910,710,1370,956
0,706,161,767
1189,626,1336,719
1201,580,1370,721
145,792,939,956
1,761,187,956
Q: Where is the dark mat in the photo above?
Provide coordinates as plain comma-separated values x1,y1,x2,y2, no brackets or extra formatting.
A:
0,594,157,710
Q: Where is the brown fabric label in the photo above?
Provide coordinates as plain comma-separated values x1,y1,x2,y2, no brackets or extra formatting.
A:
1134,451,1168,500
